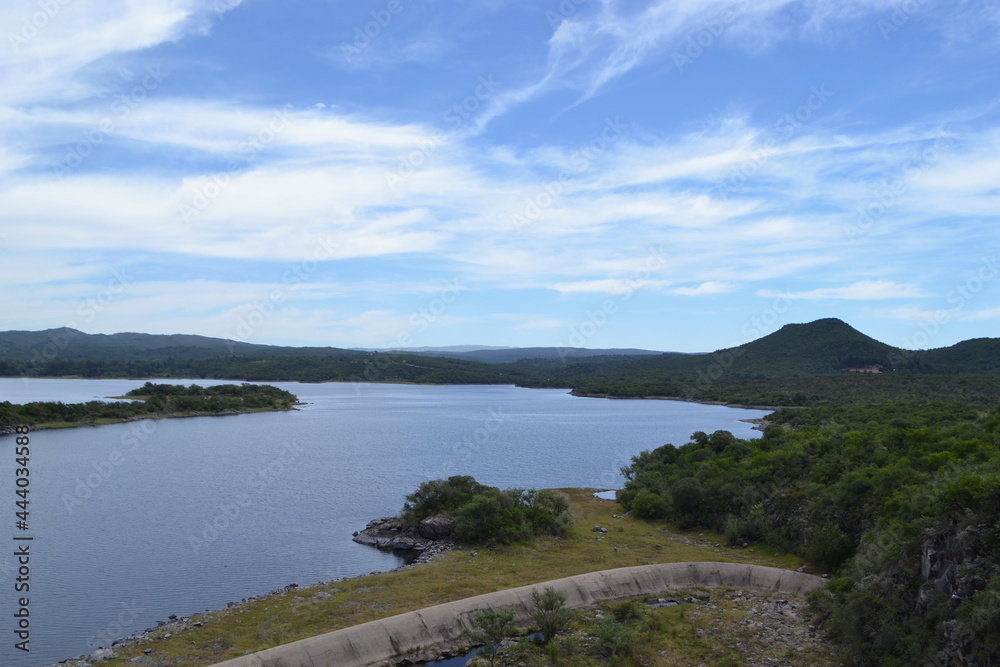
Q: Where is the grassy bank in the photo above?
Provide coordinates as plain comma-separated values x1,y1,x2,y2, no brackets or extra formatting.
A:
100,489,820,666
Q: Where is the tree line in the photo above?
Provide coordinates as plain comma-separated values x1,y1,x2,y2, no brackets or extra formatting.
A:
617,401,1000,664
0,382,298,428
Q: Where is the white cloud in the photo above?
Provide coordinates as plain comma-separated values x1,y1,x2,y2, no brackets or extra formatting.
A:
758,281,928,300
671,281,737,296
550,279,670,294
0,0,239,105
473,0,911,132
957,307,1000,322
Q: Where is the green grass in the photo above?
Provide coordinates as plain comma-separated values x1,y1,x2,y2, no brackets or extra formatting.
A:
104,489,814,666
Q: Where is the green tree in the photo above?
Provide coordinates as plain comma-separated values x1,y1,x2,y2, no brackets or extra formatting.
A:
470,607,516,667
529,587,573,645
631,490,668,520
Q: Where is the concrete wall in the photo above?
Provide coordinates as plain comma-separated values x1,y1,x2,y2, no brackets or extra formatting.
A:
211,562,825,667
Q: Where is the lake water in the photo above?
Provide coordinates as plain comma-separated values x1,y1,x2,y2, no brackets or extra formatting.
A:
0,379,768,666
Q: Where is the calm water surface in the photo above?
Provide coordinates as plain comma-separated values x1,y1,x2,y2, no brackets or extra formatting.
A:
0,379,768,666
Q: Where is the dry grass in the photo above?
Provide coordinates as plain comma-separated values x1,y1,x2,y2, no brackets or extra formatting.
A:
105,489,814,666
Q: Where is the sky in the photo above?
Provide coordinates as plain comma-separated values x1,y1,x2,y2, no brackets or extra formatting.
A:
0,0,998,353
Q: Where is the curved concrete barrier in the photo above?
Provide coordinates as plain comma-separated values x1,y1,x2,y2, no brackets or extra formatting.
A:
211,562,824,667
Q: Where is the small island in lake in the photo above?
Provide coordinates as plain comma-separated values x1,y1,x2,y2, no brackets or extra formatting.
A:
0,381,299,432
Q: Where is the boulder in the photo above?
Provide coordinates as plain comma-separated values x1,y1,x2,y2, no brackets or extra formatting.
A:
352,517,430,551
418,514,454,540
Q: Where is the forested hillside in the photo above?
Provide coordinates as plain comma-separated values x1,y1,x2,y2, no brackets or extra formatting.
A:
3,320,1000,407
618,402,1000,664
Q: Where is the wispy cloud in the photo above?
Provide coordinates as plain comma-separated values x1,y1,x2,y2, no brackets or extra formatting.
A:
672,281,737,296
758,281,928,300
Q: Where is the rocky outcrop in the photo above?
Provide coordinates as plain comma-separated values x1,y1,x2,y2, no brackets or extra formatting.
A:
417,514,454,540
352,514,454,551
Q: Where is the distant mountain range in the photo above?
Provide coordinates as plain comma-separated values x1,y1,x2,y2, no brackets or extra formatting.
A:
385,346,670,363
0,328,671,366
2,319,999,405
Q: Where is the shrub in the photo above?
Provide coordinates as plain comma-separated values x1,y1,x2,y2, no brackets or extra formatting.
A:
402,475,486,524
530,587,574,644
611,599,645,624
671,477,704,525
595,617,634,658
402,478,572,546
631,491,668,520
470,607,516,667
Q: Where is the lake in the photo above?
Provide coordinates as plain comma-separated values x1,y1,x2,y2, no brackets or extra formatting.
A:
0,379,768,666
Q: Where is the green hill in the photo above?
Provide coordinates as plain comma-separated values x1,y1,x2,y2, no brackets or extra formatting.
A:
0,328,520,385
908,338,1000,374
3,320,999,405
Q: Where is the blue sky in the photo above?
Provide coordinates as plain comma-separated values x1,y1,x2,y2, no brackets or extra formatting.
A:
1,0,998,353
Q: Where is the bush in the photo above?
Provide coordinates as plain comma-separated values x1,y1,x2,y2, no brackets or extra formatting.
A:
671,477,704,525
804,523,854,572
611,599,645,624
470,607,516,667
409,478,573,546
631,491,668,520
530,587,573,644
402,475,486,524
595,617,634,658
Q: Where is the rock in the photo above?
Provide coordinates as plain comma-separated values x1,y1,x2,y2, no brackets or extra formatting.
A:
144,649,152,654
593,525,608,533
352,517,431,551
417,514,454,540
90,648,117,661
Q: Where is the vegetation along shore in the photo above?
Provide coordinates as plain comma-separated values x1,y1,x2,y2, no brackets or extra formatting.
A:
0,382,299,432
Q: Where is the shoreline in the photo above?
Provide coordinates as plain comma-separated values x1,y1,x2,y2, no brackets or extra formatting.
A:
57,518,463,665
0,405,302,435
569,389,784,412
55,488,815,666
